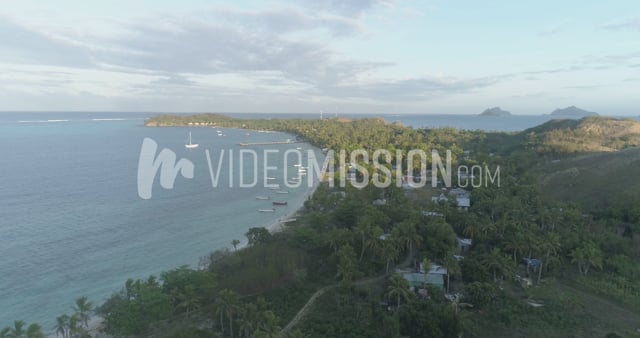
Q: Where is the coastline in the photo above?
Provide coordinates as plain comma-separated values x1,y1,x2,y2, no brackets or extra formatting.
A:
265,178,320,233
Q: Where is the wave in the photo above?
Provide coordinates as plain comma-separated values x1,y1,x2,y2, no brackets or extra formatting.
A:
92,118,127,121
92,118,147,121
17,119,70,123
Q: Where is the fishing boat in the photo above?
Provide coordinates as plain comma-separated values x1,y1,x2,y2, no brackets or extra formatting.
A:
255,196,270,200
272,201,288,206
258,208,276,212
185,132,199,149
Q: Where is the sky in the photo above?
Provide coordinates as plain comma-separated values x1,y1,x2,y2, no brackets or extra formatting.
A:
0,0,638,115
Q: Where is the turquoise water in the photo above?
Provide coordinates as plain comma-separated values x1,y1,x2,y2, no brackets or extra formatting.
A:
0,113,319,332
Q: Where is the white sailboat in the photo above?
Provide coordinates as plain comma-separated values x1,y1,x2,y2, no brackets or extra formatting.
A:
185,132,199,149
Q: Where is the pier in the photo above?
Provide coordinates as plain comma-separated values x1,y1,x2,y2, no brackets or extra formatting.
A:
238,140,301,146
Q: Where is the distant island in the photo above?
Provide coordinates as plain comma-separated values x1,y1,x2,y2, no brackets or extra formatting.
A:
479,107,511,117
550,105,598,117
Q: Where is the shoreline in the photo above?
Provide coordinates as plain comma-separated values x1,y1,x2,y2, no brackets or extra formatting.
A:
265,178,320,234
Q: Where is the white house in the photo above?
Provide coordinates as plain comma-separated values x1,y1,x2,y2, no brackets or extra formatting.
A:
431,193,448,203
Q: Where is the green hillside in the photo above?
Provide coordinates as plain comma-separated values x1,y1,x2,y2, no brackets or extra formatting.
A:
539,147,640,208
523,117,640,154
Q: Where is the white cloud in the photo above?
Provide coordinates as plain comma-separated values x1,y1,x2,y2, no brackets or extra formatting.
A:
600,17,640,31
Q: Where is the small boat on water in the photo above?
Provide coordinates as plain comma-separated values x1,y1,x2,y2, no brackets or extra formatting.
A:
258,208,276,212
275,190,289,194
255,196,270,200
294,164,302,167
266,177,276,180
273,201,288,206
185,132,199,149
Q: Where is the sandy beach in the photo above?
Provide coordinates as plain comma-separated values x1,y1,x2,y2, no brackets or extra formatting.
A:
266,177,320,233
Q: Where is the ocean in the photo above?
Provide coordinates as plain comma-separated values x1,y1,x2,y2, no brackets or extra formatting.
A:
0,111,631,332
0,112,320,332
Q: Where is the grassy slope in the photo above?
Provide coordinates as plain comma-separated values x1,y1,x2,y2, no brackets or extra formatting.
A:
467,279,640,338
526,117,640,153
539,147,640,208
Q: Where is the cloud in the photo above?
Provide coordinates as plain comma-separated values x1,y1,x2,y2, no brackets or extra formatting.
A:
562,84,608,90
97,17,392,86
538,20,572,36
510,92,547,99
0,3,507,108
600,17,640,31
316,75,500,100
212,7,364,36
298,0,395,17
0,16,94,68
0,11,390,87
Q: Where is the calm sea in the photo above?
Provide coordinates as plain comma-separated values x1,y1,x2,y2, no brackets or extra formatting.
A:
0,111,632,332
0,112,320,332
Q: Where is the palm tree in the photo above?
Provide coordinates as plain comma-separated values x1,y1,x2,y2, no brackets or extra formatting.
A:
481,248,513,282
503,232,527,264
386,274,411,309
237,303,258,338
442,255,460,293
214,297,225,336
1,321,26,338
26,324,44,338
67,314,83,338
570,241,603,276
231,239,240,251
354,221,373,261
536,232,560,284
326,227,350,253
421,257,432,290
392,220,422,256
147,275,160,288
380,239,400,273
54,315,69,338
255,310,280,338
72,296,93,328
366,226,384,260
218,289,240,338
177,285,201,318
335,244,357,285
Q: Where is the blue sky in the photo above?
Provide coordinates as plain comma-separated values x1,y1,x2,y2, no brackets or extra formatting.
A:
0,0,638,114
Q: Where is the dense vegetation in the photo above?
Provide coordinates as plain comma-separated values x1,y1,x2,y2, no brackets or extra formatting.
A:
5,114,640,337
